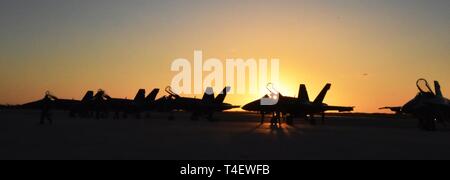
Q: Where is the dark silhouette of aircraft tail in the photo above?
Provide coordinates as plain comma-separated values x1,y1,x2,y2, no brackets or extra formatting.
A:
134,89,146,101
81,91,94,102
215,87,231,104
202,87,215,103
314,84,331,104
146,89,160,102
298,84,310,102
94,89,108,100
435,81,443,97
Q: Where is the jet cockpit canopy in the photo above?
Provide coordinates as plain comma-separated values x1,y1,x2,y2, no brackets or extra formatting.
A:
416,79,435,97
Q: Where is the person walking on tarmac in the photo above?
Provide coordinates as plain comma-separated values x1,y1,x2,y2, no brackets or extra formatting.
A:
40,91,57,125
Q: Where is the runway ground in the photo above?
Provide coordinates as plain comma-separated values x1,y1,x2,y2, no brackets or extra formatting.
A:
0,110,449,160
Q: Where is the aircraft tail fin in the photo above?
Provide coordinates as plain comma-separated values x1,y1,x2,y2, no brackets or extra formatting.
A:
202,87,215,103
94,89,109,100
314,84,331,104
134,89,146,101
298,84,310,102
146,88,160,102
82,91,94,102
435,81,443,97
215,87,231,104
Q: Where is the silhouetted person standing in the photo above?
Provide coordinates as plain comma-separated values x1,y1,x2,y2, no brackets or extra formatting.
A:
260,112,265,124
271,112,281,128
40,93,54,125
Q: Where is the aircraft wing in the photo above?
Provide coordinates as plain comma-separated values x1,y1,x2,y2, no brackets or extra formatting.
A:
379,106,402,113
425,102,450,112
218,103,240,111
18,98,82,110
324,106,354,112
19,100,46,109
53,99,83,110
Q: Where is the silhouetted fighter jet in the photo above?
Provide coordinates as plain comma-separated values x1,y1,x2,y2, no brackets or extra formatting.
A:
161,86,239,121
242,83,354,126
103,89,160,118
381,79,450,131
11,91,96,117
18,90,94,113
10,89,161,119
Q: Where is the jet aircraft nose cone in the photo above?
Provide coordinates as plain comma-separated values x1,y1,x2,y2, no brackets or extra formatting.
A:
242,103,252,111
242,100,261,111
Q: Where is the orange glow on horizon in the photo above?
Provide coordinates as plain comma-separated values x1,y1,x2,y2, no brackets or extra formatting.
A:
0,1,448,113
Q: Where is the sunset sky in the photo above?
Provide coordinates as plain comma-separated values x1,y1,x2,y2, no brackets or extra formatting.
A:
0,0,449,112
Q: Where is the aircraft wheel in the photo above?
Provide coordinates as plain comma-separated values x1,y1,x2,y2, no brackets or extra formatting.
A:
286,116,294,126
428,119,437,131
321,113,326,125
418,119,425,130
260,114,265,124
309,115,317,125
270,117,277,126
418,118,430,130
420,118,436,131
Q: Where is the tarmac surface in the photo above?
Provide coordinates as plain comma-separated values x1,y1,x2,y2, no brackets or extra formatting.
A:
1,110,450,160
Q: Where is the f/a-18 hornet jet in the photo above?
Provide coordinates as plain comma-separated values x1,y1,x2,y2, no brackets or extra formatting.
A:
18,90,95,117
243,83,354,126
17,88,160,119
159,86,239,121
380,79,450,131
82,88,159,119
103,88,160,119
